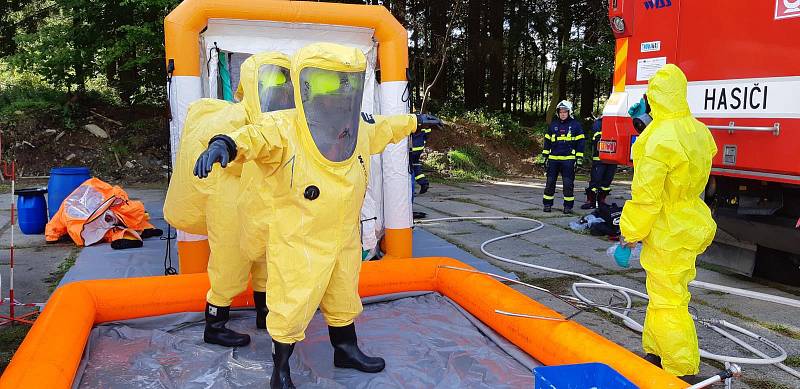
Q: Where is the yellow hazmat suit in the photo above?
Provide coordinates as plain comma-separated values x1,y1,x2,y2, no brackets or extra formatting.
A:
225,43,418,343
165,52,294,307
206,52,295,307
619,64,717,376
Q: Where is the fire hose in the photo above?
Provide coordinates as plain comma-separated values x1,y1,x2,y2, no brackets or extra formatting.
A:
416,216,800,386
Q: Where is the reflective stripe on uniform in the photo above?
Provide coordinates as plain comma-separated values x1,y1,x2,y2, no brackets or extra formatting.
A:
573,134,585,140
411,146,424,152
601,187,612,192
422,128,432,133
542,150,551,155
548,155,576,160
543,194,555,200
576,152,585,158
593,157,600,161
564,196,575,201
415,174,425,180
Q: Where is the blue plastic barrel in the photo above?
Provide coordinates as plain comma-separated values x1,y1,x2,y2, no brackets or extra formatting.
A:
47,167,91,219
533,363,637,388
15,188,48,234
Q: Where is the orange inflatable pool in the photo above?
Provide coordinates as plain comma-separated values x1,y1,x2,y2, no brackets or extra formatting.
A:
0,257,686,388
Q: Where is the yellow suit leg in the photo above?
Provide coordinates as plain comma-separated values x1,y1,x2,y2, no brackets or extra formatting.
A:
641,244,700,376
206,172,250,307
266,245,337,343
320,232,364,327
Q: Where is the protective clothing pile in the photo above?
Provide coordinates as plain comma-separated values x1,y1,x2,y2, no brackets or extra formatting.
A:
619,64,717,377
46,177,161,249
164,52,295,347
582,116,617,210
542,100,584,212
193,42,441,389
568,202,623,238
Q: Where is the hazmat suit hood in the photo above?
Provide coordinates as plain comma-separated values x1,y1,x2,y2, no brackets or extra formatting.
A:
235,52,294,123
292,42,367,163
645,64,691,120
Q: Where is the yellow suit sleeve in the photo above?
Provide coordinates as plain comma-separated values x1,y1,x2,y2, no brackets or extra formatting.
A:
619,139,681,242
229,116,286,167
368,114,418,155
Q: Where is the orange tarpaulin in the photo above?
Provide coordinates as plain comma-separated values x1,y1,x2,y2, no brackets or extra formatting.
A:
45,178,157,247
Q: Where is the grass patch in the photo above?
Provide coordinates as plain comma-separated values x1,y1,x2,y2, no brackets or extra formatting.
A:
718,307,800,340
0,325,30,373
44,248,79,292
423,146,501,182
741,378,792,389
785,354,800,368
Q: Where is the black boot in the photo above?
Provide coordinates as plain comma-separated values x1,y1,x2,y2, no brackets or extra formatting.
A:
643,353,662,368
204,303,251,347
329,323,385,373
254,291,268,330
543,205,552,213
597,192,609,206
580,191,597,210
271,341,296,389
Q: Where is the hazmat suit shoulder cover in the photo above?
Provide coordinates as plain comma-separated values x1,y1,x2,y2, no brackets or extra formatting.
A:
164,99,249,234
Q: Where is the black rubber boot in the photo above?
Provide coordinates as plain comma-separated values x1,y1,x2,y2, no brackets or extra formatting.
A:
329,323,385,373
597,192,609,206
271,340,296,389
203,303,251,347
580,192,596,210
563,207,573,214
643,353,662,368
543,205,552,213
254,291,268,330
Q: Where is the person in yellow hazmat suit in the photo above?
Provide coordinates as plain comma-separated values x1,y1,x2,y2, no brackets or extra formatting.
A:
193,42,443,389
165,52,295,348
619,64,717,382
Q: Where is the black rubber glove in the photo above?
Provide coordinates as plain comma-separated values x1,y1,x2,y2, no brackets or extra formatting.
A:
416,113,443,130
419,182,429,194
193,136,235,179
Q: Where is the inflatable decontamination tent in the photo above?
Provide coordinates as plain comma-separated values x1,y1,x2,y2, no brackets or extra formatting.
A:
0,1,688,388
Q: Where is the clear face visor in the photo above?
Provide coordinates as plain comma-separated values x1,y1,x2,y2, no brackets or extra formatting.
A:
299,67,365,162
258,64,294,113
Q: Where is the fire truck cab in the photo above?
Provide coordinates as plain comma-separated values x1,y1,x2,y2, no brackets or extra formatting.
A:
601,0,800,283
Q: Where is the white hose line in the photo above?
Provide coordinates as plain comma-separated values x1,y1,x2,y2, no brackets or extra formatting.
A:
417,216,800,378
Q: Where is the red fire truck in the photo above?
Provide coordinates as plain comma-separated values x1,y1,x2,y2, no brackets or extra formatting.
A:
600,0,800,284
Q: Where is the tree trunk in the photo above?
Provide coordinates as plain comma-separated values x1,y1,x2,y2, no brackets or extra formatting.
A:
464,0,485,110
429,0,449,104
546,0,571,123
485,0,504,111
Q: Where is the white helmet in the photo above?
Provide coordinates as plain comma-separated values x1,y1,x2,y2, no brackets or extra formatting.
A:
556,100,573,117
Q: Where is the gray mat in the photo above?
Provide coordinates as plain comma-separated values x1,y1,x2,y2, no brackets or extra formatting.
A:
57,215,177,288
412,228,518,280
75,293,536,388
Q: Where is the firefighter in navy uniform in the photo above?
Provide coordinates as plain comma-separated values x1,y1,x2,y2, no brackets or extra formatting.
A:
410,125,431,220
581,115,618,209
410,126,431,195
541,100,585,214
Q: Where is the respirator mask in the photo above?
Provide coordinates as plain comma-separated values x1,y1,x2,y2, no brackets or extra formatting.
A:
629,96,652,133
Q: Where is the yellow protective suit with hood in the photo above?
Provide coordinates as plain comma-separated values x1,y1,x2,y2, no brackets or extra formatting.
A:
226,42,418,343
619,64,717,376
165,52,294,307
